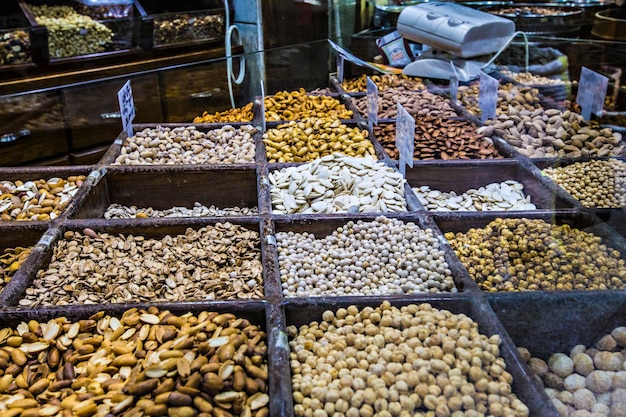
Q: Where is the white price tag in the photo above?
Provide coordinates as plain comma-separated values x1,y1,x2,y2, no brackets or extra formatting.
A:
396,103,415,177
336,55,345,83
577,67,609,118
366,76,379,130
449,61,459,105
479,72,499,123
117,80,135,138
260,80,267,132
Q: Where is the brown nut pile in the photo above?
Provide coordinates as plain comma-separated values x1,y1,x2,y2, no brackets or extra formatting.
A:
479,108,625,158
498,70,567,87
22,224,263,307
542,159,626,208
341,74,425,93
444,218,626,292
155,14,224,44
519,326,626,417
29,5,113,58
374,118,503,160
0,176,86,221
262,117,375,163
288,301,530,417
354,87,459,120
0,307,269,417
0,246,32,290
194,89,353,123
458,83,543,116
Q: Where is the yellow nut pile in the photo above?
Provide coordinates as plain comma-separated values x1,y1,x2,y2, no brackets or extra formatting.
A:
445,218,626,292
341,74,425,93
519,326,626,417
542,159,626,208
288,301,529,417
0,246,32,290
193,89,353,123
29,5,113,58
0,308,269,417
263,117,375,163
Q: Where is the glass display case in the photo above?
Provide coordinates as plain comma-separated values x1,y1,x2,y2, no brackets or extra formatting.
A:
0,1,625,417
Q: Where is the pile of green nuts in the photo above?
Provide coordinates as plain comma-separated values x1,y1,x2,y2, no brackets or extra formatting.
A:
341,74,425,93
288,301,530,417
263,117,375,163
0,176,86,221
0,307,269,417
444,218,626,291
194,89,353,123
0,246,32,291
29,5,113,58
542,159,626,208
519,326,626,417
277,216,456,297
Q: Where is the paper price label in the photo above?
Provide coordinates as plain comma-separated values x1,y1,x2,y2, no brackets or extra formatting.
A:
260,80,267,132
479,72,498,123
336,55,345,83
396,103,415,177
117,80,135,137
366,76,379,130
449,61,459,105
577,66,608,119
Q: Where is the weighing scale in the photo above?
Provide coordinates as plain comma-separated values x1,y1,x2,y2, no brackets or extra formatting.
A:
396,2,516,81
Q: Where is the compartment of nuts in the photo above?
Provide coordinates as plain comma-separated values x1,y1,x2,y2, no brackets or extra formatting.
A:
438,212,626,292
405,159,574,212
7,220,265,307
0,168,88,222
352,87,461,121
285,296,556,417
0,225,47,295
106,124,259,166
193,89,355,123
73,166,260,219
0,303,271,417
374,118,510,161
268,154,411,215
23,3,117,59
489,291,626,417
262,118,382,163
272,215,473,297
334,74,426,94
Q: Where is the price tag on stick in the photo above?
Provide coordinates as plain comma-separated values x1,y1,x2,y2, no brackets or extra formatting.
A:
396,103,415,177
577,66,609,120
260,80,267,133
479,72,498,123
366,76,379,131
117,80,135,137
449,61,459,105
336,55,345,83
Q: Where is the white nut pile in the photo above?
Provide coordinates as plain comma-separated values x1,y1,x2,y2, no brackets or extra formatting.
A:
288,302,530,417
104,202,258,218
269,154,406,214
113,125,257,165
277,216,456,297
520,326,626,417
412,180,537,211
